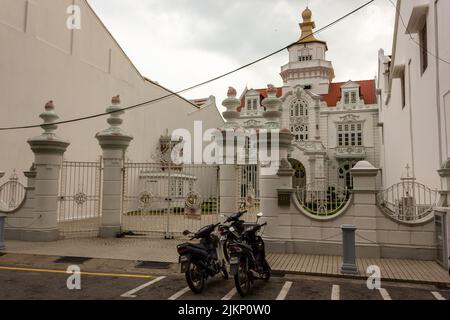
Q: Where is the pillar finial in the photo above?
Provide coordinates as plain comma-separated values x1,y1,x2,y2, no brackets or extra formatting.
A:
96,94,133,150
39,100,59,139
262,84,282,129
221,86,241,129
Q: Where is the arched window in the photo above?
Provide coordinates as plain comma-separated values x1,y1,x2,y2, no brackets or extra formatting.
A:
290,99,308,117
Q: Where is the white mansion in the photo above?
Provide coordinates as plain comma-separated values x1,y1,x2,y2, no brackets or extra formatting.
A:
232,8,380,190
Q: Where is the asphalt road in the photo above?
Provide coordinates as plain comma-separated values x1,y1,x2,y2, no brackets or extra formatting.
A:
0,266,449,301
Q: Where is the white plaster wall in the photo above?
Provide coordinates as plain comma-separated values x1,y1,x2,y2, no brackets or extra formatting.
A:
0,0,224,179
379,0,449,190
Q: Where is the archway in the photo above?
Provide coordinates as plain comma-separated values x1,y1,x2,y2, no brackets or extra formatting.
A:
289,158,307,189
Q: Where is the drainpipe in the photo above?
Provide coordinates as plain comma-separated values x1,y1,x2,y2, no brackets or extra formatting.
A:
434,0,444,190
408,60,416,178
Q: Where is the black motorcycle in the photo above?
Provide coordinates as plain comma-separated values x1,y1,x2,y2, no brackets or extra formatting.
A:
177,223,228,294
217,210,248,262
229,220,271,297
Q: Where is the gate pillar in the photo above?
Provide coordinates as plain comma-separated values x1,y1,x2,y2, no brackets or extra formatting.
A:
96,95,133,238
259,85,295,252
218,87,241,217
21,101,70,241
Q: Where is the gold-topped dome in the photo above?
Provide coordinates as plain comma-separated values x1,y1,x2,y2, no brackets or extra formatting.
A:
302,7,312,21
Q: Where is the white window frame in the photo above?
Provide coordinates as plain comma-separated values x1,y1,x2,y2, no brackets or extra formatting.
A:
337,122,363,147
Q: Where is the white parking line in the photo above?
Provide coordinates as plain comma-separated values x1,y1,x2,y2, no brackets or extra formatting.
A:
378,288,392,300
120,276,166,298
276,281,293,300
331,285,340,300
168,287,191,300
222,288,237,300
431,291,446,300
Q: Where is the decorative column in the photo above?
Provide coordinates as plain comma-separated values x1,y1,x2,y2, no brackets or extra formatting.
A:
96,95,133,238
259,85,294,253
219,88,241,217
26,101,70,241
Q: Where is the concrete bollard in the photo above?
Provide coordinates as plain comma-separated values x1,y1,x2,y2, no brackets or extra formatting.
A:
341,224,358,274
0,213,6,250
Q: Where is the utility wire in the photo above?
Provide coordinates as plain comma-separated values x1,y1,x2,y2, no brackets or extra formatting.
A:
386,0,450,65
0,0,375,131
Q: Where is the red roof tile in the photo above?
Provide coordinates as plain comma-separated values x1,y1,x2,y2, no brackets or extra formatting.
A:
239,80,377,111
321,80,377,107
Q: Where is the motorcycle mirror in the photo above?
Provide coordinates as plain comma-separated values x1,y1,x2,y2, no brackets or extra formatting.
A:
182,230,191,236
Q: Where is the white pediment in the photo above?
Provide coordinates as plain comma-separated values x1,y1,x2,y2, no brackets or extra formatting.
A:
341,81,360,89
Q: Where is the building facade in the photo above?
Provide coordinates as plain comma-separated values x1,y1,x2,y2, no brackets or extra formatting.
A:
0,0,224,179
377,0,450,191
236,8,380,191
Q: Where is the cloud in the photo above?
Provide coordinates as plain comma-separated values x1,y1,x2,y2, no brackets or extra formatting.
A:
87,0,396,108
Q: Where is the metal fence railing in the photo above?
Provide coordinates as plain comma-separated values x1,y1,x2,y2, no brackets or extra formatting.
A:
377,180,438,223
0,172,27,214
295,180,351,218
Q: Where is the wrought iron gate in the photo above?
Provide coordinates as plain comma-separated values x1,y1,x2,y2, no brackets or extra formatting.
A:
122,162,220,238
236,164,260,222
57,160,102,238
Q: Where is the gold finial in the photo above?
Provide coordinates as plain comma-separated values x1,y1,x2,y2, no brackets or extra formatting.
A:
298,6,319,44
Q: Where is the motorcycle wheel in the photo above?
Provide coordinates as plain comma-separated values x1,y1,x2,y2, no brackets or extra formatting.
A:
234,258,251,297
185,261,205,294
262,259,271,282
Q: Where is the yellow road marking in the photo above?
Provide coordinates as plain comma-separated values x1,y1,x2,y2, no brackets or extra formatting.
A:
0,266,155,279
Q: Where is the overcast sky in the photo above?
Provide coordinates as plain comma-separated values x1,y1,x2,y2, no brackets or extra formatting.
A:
87,0,396,109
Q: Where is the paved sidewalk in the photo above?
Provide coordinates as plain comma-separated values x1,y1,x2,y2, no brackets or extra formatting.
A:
3,238,450,286
267,253,450,286
4,238,180,263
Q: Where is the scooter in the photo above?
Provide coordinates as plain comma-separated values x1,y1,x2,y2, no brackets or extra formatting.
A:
229,213,271,297
177,223,228,294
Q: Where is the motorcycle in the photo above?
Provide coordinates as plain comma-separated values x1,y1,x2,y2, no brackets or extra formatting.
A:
177,223,228,294
229,214,271,297
217,210,248,263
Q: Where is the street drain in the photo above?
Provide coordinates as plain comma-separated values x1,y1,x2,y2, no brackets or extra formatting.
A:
54,256,92,264
135,261,171,269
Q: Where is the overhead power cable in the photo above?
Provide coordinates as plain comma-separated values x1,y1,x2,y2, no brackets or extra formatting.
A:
0,0,375,131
